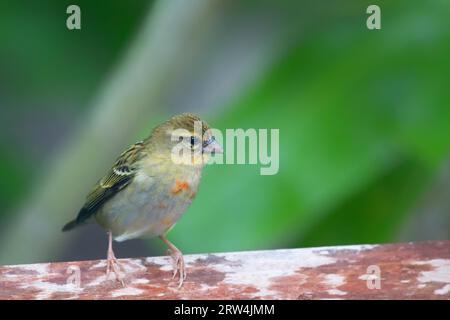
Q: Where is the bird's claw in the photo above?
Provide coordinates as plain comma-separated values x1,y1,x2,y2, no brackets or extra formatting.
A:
106,250,126,287
168,248,186,288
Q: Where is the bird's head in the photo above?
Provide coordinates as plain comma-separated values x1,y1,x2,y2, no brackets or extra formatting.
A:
148,113,222,166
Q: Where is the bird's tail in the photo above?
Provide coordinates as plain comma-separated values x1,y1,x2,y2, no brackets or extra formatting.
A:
62,207,92,231
62,219,79,232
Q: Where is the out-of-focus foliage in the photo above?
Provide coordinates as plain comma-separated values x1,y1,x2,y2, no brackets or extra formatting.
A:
0,0,151,214
0,0,449,263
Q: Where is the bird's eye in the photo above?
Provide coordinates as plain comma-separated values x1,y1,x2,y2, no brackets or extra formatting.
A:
190,136,200,148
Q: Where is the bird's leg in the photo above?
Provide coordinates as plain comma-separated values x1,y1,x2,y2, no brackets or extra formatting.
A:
106,231,125,286
159,235,186,288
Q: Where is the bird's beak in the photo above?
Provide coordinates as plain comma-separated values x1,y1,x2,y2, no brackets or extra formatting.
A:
203,139,223,154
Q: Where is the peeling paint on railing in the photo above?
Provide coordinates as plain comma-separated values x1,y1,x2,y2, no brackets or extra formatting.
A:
1,241,449,300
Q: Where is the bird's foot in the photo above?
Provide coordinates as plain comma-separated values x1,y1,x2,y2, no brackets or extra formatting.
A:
106,249,126,287
167,248,186,288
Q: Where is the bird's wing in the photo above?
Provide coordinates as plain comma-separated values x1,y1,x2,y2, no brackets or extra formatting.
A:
63,141,146,231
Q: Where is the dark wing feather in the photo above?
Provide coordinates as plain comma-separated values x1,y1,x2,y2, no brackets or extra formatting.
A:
62,141,146,231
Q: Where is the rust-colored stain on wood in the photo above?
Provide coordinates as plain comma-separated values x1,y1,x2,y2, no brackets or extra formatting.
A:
171,180,190,195
0,241,449,300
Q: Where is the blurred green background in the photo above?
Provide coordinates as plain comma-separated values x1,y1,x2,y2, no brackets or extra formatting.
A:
1,0,449,265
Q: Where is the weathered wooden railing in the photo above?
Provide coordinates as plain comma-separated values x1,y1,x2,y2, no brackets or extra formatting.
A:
1,241,449,299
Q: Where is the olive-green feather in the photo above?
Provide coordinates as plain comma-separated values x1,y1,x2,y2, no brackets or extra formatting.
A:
62,141,146,231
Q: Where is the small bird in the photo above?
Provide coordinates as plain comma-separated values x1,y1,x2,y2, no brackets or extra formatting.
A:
62,113,222,287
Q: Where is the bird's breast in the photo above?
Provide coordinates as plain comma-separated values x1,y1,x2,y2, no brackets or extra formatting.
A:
96,164,202,241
